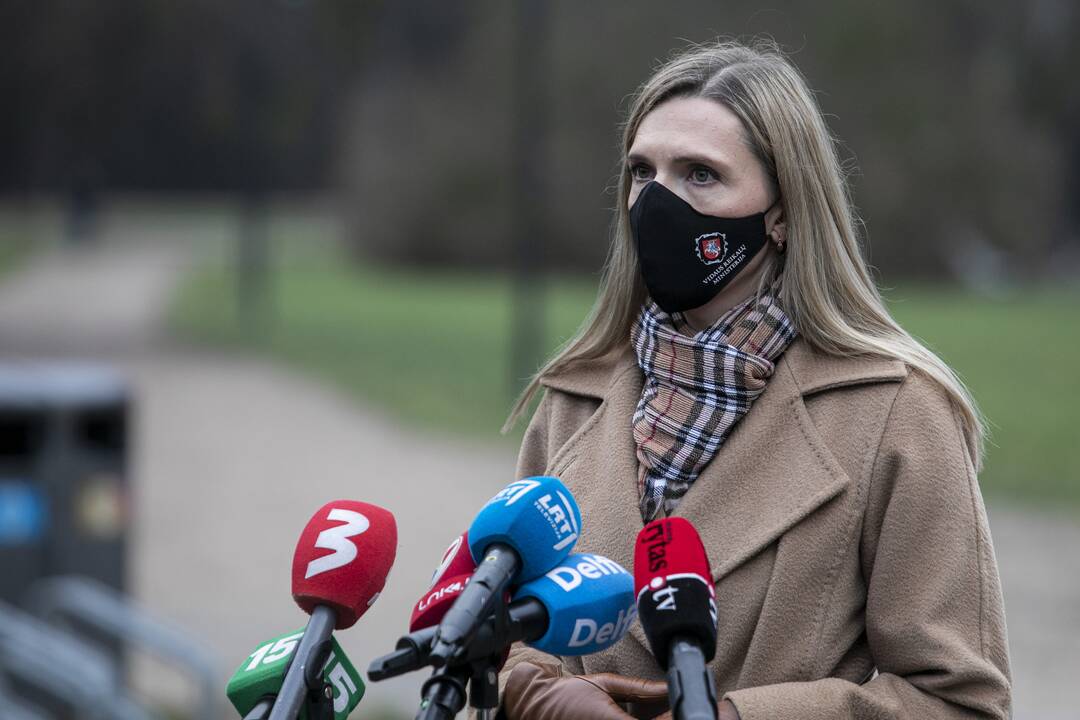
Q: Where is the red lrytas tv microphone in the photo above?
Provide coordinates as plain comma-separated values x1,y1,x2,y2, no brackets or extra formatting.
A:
428,531,476,589
633,517,718,720
291,500,398,630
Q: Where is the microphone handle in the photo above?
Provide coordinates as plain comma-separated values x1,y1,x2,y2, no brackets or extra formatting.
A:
244,698,274,720
416,667,469,720
367,598,548,681
667,638,718,720
267,605,337,720
429,543,520,664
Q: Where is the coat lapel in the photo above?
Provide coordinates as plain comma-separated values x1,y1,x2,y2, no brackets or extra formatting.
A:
670,347,852,583
543,338,905,653
543,354,646,575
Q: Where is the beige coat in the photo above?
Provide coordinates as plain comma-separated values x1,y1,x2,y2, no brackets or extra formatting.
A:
501,337,1011,719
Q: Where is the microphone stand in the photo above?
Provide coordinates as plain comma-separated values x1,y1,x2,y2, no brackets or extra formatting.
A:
464,595,507,720
413,594,517,720
243,674,335,720
370,599,547,683
416,666,470,720
267,605,337,720
243,698,275,720
467,658,501,720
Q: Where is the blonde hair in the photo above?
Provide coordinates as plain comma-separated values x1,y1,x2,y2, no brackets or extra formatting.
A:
504,38,985,469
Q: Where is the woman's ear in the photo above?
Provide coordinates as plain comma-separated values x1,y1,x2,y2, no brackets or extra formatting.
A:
765,201,786,252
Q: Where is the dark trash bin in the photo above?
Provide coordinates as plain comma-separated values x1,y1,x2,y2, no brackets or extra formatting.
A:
0,363,130,604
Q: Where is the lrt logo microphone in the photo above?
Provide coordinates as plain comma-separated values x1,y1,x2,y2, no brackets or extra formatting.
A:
488,479,542,507
305,508,370,579
536,491,579,551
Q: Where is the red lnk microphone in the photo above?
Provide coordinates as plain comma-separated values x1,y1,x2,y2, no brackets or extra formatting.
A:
408,572,511,672
270,500,398,720
633,517,718,720
428,531,476,589
411,573,472,633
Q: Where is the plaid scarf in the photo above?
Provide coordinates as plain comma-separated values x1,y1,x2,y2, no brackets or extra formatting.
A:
631,288,797,522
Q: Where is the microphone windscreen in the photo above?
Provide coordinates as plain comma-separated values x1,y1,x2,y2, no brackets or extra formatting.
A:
468,476,581,582
410,573,471,632
512,553,636,656
428,531,475,588
227,631,365,718
633,517,717,668
291,500,398,629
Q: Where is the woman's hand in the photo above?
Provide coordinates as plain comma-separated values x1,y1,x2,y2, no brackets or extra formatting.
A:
502,661,669,720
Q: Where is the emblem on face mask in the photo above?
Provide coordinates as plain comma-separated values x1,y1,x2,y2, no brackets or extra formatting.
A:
694,232,727,265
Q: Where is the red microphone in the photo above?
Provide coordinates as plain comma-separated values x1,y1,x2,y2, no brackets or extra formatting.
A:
411,573,472,632
428,531,476,589
633,517,718,720
409,574,511,664
291,500,398,629
270,500,398,720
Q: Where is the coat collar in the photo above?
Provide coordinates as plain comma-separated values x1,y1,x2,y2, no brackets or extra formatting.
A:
538,336,906,651
539,336,907,401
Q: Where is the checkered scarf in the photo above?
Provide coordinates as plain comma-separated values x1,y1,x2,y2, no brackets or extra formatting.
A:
631,288,797,521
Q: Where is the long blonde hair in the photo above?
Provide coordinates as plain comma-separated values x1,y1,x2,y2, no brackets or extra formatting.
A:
504,38,985,469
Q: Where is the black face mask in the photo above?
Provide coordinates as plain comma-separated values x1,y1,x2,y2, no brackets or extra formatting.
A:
630,180,771,314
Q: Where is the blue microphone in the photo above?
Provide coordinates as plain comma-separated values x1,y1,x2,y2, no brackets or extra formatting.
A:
428,477,581,665
367,552,636,683
513,553,636,656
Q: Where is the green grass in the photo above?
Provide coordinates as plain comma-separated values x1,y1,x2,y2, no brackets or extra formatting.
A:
0,222,34,277
171,237,597,442
883,284,1080,511
170,239,1080,511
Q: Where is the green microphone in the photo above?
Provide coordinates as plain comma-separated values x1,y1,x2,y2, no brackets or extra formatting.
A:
226,629,365,719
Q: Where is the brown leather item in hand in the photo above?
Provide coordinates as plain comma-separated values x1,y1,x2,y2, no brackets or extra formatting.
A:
502,661,670,720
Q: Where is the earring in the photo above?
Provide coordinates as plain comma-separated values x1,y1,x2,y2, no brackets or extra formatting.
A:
771,231,786,254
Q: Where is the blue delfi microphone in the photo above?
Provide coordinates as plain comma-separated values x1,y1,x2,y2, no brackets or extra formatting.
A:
512,553,636,656
428,476,582,665
367,553,633,682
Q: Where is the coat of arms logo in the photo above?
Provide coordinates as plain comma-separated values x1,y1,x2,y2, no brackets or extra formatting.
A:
694,232,727,265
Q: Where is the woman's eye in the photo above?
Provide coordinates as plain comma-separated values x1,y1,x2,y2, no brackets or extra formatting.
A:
690,166,718,184
629,163,653,182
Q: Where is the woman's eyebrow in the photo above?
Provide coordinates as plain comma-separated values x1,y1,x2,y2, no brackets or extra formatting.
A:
626,151,733,175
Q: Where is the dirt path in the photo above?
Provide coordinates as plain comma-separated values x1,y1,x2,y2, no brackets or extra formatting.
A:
984,504,1080,719
0,234,1074,718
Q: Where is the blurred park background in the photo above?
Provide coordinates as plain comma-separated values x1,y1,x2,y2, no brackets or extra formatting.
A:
0,0,1078,718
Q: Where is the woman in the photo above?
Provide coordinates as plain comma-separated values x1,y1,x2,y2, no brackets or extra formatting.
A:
497,39,1011,719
